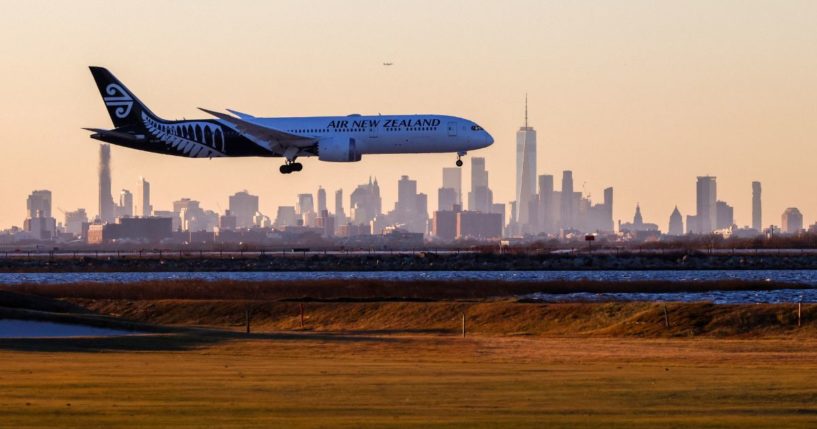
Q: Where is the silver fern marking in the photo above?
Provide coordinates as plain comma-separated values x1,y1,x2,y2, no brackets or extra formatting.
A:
141,113,225,158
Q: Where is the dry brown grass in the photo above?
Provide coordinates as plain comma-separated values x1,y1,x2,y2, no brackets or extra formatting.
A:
2,280,817,426
65,299,816,339
1,334,817,427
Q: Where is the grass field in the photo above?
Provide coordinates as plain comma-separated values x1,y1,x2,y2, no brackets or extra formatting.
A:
2,280,817,427
2,333,817,428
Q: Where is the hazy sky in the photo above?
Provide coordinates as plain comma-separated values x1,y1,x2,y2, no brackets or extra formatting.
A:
1,0,816,229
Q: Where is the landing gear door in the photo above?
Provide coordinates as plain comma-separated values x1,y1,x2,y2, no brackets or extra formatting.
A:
447,121,457,136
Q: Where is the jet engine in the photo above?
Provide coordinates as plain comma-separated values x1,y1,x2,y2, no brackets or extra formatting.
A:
317,137,362,162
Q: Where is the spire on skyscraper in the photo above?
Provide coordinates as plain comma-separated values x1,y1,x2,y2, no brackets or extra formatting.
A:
524,93,528,128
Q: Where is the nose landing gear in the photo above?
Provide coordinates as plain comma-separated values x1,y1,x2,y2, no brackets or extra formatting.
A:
456,152,466,167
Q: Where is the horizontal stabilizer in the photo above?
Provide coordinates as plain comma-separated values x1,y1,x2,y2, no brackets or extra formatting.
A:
82,127,145,141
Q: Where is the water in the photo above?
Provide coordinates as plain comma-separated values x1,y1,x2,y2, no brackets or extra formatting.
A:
522,289,812,305
1,270,817,285
1,270,817,304
0,319,138,338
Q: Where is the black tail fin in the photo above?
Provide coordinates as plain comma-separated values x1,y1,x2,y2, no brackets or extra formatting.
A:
89,66,161,128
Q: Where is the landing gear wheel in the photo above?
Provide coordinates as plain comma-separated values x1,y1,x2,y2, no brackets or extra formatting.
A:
291,162,303,172
279,164,292,174
456,159,463,167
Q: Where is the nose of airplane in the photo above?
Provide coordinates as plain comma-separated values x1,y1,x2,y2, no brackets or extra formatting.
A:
482,131,494,148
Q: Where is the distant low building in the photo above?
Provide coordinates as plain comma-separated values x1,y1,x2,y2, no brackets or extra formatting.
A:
457,211,502,240
715,226,761,239
432,210,458,241
382,227,424,248
337,223,371,238
86,217,172,244
219,210,237,231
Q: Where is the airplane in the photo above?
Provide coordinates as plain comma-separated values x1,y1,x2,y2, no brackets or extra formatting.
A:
383,62,394,66
86,67,493,174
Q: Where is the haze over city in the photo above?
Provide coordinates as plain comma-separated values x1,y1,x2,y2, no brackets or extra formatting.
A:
1,0,816,229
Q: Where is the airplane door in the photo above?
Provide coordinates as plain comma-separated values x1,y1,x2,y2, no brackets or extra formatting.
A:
447,121,457,136
369,125,377,138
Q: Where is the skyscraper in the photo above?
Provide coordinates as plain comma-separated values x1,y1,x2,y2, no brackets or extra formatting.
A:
695,176,717,233
350,177,381,225
317,186,327,213
537,175,555,234
752,181,762,231
297,194,314,216
396,175,418,214
715,200,733,230
601,186,614,232
334,189,346,227
118,189,134,218
781,208,803,234
274,206,298,228
138,177,152,217
442,167,462,205
437,187,458,212
619,204,659,232
24,190,56,240
668,206,684,236
26,190,52,219
389,175,428,233
468,157,492,213
515,95,537,229
64,209,88,238
228,191,259,229
560,171,574,229
98,144,115,223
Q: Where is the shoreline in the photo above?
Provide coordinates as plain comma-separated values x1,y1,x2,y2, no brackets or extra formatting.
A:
2,252,817,272
2,279,811,300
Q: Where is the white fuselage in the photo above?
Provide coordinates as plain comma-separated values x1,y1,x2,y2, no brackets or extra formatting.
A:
250,114,493,155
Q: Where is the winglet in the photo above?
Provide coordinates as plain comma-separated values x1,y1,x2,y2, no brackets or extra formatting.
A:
198,107,235,121
226,109,256,120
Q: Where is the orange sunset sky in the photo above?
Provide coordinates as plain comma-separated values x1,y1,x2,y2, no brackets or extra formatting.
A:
1,0,815,229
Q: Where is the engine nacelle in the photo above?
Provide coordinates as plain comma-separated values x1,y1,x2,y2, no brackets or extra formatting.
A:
318,138,362,162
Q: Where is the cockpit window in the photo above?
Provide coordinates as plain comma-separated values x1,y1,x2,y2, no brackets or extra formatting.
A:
471,125,483,131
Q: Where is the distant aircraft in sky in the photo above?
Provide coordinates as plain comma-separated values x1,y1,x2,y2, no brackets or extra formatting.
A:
383,62,394,66
86,67,492,174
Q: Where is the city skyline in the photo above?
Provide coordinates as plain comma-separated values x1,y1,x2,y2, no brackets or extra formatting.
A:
11,149,813,246
7,142,809,237
1,1,816,229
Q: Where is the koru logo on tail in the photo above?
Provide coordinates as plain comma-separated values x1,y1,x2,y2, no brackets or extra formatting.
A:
103,83,133,118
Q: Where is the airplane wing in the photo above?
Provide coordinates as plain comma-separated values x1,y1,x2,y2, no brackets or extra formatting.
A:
225,109,255,120
198,108,315,152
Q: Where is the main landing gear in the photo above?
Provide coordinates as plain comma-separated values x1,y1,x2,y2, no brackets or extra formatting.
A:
280,162,303,174
456,152,466,167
